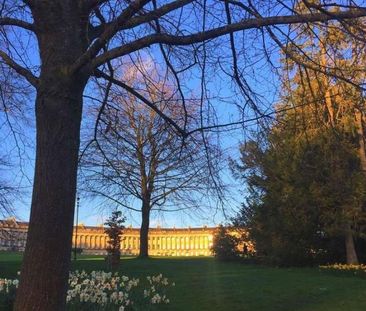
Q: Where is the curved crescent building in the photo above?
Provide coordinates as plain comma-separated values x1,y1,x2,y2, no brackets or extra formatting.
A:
0,218,217,256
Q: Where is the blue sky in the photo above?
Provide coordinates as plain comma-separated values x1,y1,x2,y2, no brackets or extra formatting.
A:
0,19,282,229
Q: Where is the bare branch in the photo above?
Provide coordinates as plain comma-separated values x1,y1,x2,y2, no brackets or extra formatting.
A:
245,3,366,91
92,8,366,67
0,50,38,87
93,69,186,136
89,0,194,40
72,0,152,73
0,17,34,31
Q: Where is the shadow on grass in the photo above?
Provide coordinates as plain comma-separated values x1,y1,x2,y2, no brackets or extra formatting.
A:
0,252,365,311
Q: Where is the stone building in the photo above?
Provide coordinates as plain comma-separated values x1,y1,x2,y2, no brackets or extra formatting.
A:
0,218,28,251
0,218,216,256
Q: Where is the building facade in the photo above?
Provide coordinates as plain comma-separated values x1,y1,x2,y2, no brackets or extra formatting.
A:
0,218,216,256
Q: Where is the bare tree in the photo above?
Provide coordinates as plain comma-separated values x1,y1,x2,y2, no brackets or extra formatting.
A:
0,156,21,250
0,158,16,218
0,1,365,309
0,62,29,226
0,58,32,215
81,63,222,258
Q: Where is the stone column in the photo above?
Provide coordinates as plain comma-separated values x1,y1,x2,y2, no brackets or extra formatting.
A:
98,236,102,249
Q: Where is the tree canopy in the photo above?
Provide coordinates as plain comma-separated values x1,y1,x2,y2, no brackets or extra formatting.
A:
231,21,366,265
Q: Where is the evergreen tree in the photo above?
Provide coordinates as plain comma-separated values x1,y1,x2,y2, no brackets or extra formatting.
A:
104,210,126,270
258,19,366,264
232,128,366,266
231,24,366,263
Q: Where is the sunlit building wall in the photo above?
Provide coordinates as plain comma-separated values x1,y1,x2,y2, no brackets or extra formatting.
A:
0,218,216,256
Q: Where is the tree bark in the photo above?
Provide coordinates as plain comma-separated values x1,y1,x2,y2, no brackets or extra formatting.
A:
139,203,150,258
342,107,366,266
320,39,335,127
342,109,363,265
345,223,359,265
14,83,85,310
14,2,89,310
355,108,366,174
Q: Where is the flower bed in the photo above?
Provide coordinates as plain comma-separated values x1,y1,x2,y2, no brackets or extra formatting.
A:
0,271,174,310
319,264,366,277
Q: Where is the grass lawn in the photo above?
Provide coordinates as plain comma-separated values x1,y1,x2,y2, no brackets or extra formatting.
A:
0,252,365,310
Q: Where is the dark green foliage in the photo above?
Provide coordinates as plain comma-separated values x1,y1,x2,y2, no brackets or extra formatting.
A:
104,210,125,270
231,128,366,266
211,226,241,261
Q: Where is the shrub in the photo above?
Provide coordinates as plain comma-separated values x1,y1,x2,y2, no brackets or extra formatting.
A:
211,226,241,261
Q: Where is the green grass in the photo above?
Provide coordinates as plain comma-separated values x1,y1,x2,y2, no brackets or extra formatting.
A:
1,252,366,310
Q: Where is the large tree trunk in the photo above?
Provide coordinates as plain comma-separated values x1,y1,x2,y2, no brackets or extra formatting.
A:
342,109,364,265
345,223,359,265
355,108,366,174
344,107,366,265
14,82,85,310
320,40,335,127
14,2,88,310
139,203,150,258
